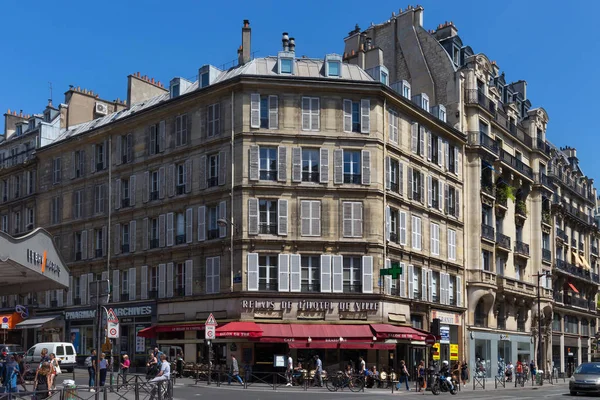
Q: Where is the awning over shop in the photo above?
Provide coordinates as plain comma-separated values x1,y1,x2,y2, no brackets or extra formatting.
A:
216,322,262,338
0,313,23,330
370,324,427,340
15,315,59,330
257,323,373,342
568,282,580,294
0,228,70,295
288,341,339,349
340,342,396,350
136,323,206,338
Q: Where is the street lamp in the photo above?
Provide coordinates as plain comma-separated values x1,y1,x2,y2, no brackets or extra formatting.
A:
535,270,551,377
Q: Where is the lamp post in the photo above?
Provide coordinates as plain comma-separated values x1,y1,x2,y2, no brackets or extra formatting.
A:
535,271,551,378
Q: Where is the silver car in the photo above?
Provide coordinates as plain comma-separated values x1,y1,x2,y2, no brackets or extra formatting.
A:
570,362,600,395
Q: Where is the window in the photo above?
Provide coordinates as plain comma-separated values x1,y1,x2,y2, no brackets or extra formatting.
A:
2,180,7,202
53,158,61,184
481,250,491,271
447,185,458,217
26,170,34,195
0,215,7,232
302,149,319,182
448,229,456,261
15,125,22,136
175,263,185,293
176,164,186,194
150,171,159,200
343,150,361,184
342,202,363,238
13,212,20,233
515,263,525,281
75,232,83,260
94,184,105,214
388,109,399,144
411,315,423,330
26,208,34,229
175,114,188,146
431,271,439,302
411,168,423,201
95,228,103,257
300,200,321,236
328,61,340,77
207,205,219,239
122,224,130,252
448,275,456,305
171,83,180,98
388,158,400,193
553,313,561,332
251,94,278,129
412,266,422,299
176,212,185,244
429,133,440,164
351,101,361,132
206,257,220,294
301,97,319,131
120,134,132,163
51,197,60,224
13,176,20,198
496,256,505,276
121,179,130,206
389,208,398,242
474,299,487,327
402,81,411,99
301,256,320,292
95,143,104,170
343,256,362,293
399,211,407,245
149,122,161,155
430,223,440,255
448,144,459,174
479,121,489,136
207,153,219,186
412,216,422,250
565,316,579,334
150,266,158,293
452,45,460,65
200,72,209,88
380,70,388,85
259,200,277,235
259,255,278,290
121,270,129,295
259,148,277,181
430,177,440,209
207,104,220,137
280,58,293,74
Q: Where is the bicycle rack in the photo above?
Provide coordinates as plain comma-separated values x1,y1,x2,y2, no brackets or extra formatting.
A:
472,374,485,390
495,376,505,389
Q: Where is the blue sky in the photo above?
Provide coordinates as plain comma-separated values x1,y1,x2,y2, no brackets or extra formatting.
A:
2,0,598,183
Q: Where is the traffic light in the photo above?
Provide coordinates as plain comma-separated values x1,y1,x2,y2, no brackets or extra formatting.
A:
431,318,441,338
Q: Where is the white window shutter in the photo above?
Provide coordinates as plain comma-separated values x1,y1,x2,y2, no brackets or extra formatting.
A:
385,156,391,190
384,259,392,295
301,201,311,236
197,206,206,242
420,171,425,204
159,214,166,247
67,276,73,306
445,140,450,170
130,175,136,205
115,179,121,210
185,260,193,296
81,230,88,259
320,255,331,293
334,149,343,184
438,181,444,212
102,225,107,256
91,144,96,173
362,256,373,293
428,271,433,302
213,257,220,294
399,211,407,245
289,254,301,293
249,146,259,181
114,223,121,255
457,148,462,177
332,255,343,293
277,146,287,182
301,97,311,130
360,99,370,133
419,126,425,157
437,137,443,167
166,212,174,247
166,262,174,298
112,269,120,302
361,150,371,185
427,175,432,207
320,148,329,183
353,202,363,237
407,264,414,299
247,253,259,291
278,254,290,292
158,120,166,152
310,98,320,130
399,263,406,298
167,164,175,197
141,265,148,300
186,208,193,243
57,290,63,307
385,206,391,242
421,268,428,301
218,151,227,186
158,166,165,199
185,159,192,193
205,257,214,294
407,166,413,200
411,123,418,154
218,202,226,238
248,198,258,235
80,274,87,303
268,95,278,129
250,93,260,128
342,202,352,237
456,275,462,307
277,199,288,236
199,155,207,189
455,188,461,219
343,99,352,133
312,201,321,236
453,146,459,175
143,171,149,203
427,130,432,161
292,147,302,182
129,267,136,300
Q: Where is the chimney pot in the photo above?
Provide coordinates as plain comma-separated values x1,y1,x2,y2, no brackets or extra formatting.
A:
7,109,10,114
241,19,251,65
243,19,249,28
289,37,295,52
151,78,155,84
282,32,289,51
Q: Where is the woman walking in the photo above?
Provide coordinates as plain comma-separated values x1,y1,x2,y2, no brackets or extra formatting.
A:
120,354,131,385
460,359,469,388
98,353,108,386
34,362,52,400
49,353,61,389
417,360,426,393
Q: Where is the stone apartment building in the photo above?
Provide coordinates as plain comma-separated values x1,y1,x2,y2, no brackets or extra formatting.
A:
15,22,470,369
343,5,598,374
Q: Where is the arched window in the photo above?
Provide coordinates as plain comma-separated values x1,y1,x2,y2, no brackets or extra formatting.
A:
475,299,487,327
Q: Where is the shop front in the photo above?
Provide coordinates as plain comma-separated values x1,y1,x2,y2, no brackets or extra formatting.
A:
66,303,156,367
469,331,533,378
431,310,463,366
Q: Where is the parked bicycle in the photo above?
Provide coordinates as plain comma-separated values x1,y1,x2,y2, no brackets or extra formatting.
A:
325,371,364,392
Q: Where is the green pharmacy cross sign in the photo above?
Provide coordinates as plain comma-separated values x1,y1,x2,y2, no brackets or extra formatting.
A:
380,262,403,279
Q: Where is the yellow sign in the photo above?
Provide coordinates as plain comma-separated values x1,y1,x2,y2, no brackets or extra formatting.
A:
450,344,459,361
432,343,440,360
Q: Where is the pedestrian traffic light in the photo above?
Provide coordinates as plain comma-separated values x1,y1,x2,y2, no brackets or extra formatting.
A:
431,318,441,338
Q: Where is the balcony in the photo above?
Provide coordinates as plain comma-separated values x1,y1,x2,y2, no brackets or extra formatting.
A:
514,241,530,257
121,198,130,208
467,131,499,154
175,234,186,245
121,244,130,253
301,283,321,292
542,248,552,263
556,228,568,242
389,181,400,194
259,171,277,181
466,89,497,115
259,223,278,235
343,284,363,293
555,258,600,284
535,137,552,156
548,169,596,204
467,269,497,287
149,239,159,249
302,172,320,183
150,191,159,201
564,203,595,226
481,224,495,242
535,172,553,190
343,174,361,184
176,185,185,195
95,249,103,258
207,229,219,240
149,290,158,299
499,149,533,179
515,200,527,219
481,183,495,197
496,233,511,250
493,109,533,148
497,276,536,297
389,232,399,244
258,282,278,291
75,252,82,261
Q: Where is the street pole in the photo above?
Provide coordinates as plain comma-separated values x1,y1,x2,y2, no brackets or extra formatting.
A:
95,281,102,398
207,340,212,385
537,276,542,376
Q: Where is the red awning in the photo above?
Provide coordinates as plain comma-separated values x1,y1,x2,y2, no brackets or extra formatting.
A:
138,323,206,338
257,323,295,342
340,342,396,350
288,341,340,349
216,322,262,338
568,283,579,294
370,324,427,340
257,323,373,342
137,326,156,338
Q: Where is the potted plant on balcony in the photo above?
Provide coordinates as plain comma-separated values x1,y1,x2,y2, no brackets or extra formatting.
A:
542,210,551,225
516,200,527,216
495,184,514,207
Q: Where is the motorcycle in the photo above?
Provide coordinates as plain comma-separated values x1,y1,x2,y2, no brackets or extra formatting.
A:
431,373,458,395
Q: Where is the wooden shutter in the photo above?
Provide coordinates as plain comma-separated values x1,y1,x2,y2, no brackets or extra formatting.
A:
360,99,370,133
166,262,174,298
320,148,329,183
116,135,122,165
437,137,443,167
290,254,301,293
453,146,459,175
112,269,120,302
90,144,96,173
130,175,136,205
186,208,193,243
385,206,391,241
199,155,207,189
206,257,214,294
129,267,137,300
278,199,288,236
142,171,149,203
167,164,175,197
141,265,148,300
115,179,121,210
130,220,136,252
142,218,149,250
250,93,260,128
427,175,432,207
334,149,343,184
127,134,133,163
383,259,391,295
438,181,444,212
342,202,352,237
427,130,432,160
419,126,425,157
385,157,391,190
444,140,450,170
320,255,331,293
101,225,107,256
185,260,193,296
218,151,226,186
428,271,433,302
185,159,192,193
158,167,165,199
312,201,321,236
249,146,259,181
247,253,259,291
291,147,302,182
444,183,449,214
411,123,418,153
399,211,407,245
399,162,403,195
268,95,278,129
278,254,290,292
455,187,460,218
248,198,258,235
301,201,310,236
218,201,226,238
361,150,370,185
80,274,87,303
277,146,287,182
166,212,174,247
310,98,319,131
197,206,206,242
456,276,462,307
407,167,413,200
114,223,121,255
421,268,428,301
301,97,311,130
158,263,166,298
67,276,73,306
399,263,406,297
343,99,352,133
332,255,343,293
159,214,166,247
353,202,363,237
362,256,373,293
159,120,166,152
419,171,425,203
407,264,414,299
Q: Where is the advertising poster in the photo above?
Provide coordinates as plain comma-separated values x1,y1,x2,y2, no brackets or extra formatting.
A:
450,344,459,361
135,326,146,353
70,329,80,354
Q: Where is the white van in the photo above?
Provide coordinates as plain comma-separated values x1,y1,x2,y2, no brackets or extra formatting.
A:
24,342,77,372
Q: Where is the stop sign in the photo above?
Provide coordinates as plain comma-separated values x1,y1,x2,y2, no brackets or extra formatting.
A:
425,334,437,346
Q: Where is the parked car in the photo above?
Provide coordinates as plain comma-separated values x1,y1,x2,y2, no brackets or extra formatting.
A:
569,362,600,395
24,342,77,372
0,344,25,360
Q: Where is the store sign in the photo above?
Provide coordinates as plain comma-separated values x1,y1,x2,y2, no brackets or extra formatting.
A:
242,300,379,313
500,334,511,341
440,326,450,344
65,304,155,320
431,310,461,326
450,344,459,361
432,343,440,360
27,249,61,276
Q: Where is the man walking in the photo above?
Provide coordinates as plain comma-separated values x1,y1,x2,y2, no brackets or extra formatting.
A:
313,355,323,387
286,352,293,386
228,355,243,385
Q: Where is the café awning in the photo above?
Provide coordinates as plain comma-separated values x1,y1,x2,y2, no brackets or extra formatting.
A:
572,251,584,268
581,256,592,270
370,324,428,340
216,322,262,338
136,323,206,338
257,323,373,342
15,315,60,330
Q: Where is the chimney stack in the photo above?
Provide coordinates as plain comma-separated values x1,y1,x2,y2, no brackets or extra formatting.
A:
282,32,289,51
241,19,251,65
289,37,295,52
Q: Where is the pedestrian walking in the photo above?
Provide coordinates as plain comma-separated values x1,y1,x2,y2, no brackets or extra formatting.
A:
313,355,323,387
286,352,293,386
34,362,51,399
417,360,426,392
99,353,108,386
460,360,469,387
120,354,130,385
396,360,410,391
228,355,243,385
85,349,97,391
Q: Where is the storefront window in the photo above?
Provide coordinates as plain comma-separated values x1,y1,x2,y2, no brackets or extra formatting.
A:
517,341,531,363
498,340,511,365
497,304,506,330
582,319,590,336
474,339,491,378
411,315,423,330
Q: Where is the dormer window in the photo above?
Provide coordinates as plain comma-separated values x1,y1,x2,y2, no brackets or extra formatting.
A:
380,70,388,85
28,120,35,131
412,93,429,112
280,58,293,74
431,105,446,122
44,110,51,122
328,61,340,77
452,45,460,66
15,125,22,136
200,72,209,88
171,83,180,98
169,77,192,99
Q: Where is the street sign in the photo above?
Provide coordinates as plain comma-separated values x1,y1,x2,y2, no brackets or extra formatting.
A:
380,262,403,279
107,308,120,339
205,325,215,340
425,334,437,346
107,308,119,323
205,313,217,326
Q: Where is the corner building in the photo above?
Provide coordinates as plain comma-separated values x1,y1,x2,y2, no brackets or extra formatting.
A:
33,23,466,372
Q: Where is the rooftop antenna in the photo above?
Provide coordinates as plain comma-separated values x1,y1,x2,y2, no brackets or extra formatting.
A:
48,82,53,104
